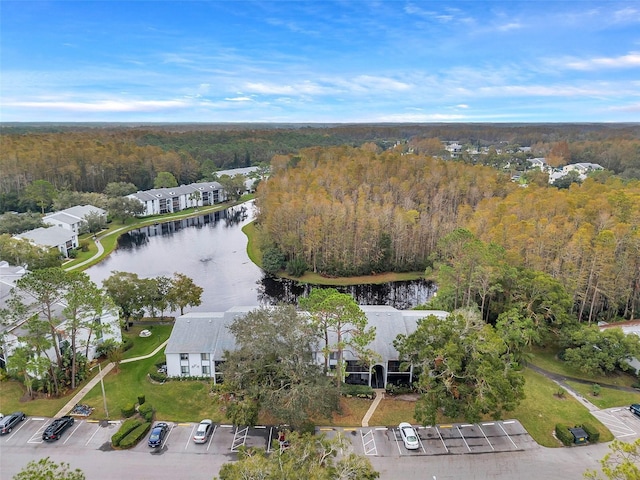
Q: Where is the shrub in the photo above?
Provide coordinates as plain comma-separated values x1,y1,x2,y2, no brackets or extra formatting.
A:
120,403,136,418
119,422,151,449
137,394,146,406
149,372,168,383
138,402,154,422
112,418,143,447
122,337,134,352
555,424,573,446
262,247,286,274
385,383,414,395
341,384,374,399
581,423,600,443
286,257,307,277
591,384,601,396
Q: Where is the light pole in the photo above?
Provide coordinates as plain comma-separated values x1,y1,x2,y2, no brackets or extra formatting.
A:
98,362,109,419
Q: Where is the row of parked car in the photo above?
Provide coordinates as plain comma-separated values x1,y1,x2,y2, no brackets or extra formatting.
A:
148,419,213,448
0,412,74,441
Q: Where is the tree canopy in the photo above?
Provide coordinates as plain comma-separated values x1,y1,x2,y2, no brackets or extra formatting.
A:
216,431,379,480
394,309,525,426
13,457,85,480
220,305,339,429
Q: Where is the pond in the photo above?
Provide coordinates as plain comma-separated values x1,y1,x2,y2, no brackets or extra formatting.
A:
86,201,435,314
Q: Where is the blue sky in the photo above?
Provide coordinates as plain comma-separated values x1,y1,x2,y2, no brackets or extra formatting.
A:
1,1,639,123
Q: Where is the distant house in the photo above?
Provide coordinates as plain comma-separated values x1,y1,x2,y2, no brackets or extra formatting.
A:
528,157,550,171
444,142,463,158
561,162,604,177
127,181,226,217
43,205,107,234
599,320,640,374
164,305,449,388
0,261,122,370
215,166,266,193
14,226,78,258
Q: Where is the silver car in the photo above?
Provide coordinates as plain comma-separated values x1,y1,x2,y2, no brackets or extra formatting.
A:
193,419,213,443
398,422,420,450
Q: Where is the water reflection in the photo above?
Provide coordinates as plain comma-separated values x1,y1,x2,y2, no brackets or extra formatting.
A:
87,202,434,313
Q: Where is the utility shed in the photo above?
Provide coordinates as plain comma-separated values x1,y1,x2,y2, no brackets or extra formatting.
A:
569,427,588,445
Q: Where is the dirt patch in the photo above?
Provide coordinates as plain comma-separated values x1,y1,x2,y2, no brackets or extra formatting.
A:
388,394,419,402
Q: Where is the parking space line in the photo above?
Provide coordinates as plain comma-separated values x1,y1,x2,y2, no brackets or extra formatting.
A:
162,424,174,448
432,426,449,453
4,419,31,443
231,426,249,452
456,425,471,452
28,421,49,444
85,424,102,446
361,429,378,456
63,420,83,444
477,424,494,451
498,422,518,449
185,424,197,450
266,426,275,453
207,425,217,451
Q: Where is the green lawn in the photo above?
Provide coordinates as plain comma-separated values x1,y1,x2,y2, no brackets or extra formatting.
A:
565,381,640,409
369,368,615,448
123,325,173,359
528,345,638,388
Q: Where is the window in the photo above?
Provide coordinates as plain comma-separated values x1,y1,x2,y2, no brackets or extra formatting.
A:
201,353,210,361
202,365,210,375
181,365,189,375
180,353,189,361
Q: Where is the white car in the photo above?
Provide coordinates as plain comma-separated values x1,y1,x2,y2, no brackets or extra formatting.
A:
398,422,420,450
193,419,213,443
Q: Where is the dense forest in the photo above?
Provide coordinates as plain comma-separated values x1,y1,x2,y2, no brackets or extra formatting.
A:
254,146,640,322
1,123,639,213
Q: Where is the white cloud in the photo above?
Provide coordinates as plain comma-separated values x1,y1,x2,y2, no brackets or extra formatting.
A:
224,96,253,102
565,52,640,70
3,99,192,112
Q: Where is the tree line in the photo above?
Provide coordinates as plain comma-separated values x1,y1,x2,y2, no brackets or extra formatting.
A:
255,146,640,323
2,123,638,213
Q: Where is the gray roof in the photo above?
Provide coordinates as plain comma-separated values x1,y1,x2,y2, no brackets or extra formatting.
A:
165,306,449,362
215,166,260,177
129,182,223,202
14,226,74,247
44,205,106,225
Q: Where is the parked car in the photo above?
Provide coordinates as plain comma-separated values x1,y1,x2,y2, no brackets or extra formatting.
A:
193,419,213,443
42,416,74,441
0,411,26,434
398,422,420,450
630,404,640,417
148,422,169,448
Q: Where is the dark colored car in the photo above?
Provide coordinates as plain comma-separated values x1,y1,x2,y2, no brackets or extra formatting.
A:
42,416,74,441
148,422,169,448
631,404,640,417
0,411,26,434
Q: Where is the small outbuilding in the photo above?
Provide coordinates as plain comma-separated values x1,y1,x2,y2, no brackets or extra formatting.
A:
568,427,588,445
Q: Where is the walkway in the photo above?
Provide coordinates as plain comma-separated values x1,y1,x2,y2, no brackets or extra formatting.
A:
359,365,639,425
54,339,170,418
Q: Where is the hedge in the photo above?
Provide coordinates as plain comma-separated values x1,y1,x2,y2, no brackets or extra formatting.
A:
138,402,154,422
555,424,573,446
581,423,600,443
340,384,375,399
119,422,152,449
112,418,144,447
121,403,136,418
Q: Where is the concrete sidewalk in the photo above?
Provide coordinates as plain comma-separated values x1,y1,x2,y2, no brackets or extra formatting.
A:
361,389,385,427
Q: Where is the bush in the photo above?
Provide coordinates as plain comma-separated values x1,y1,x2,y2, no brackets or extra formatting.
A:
262,247,286,274
581,423,600,443
286,257,307,277
119,422,151,449
120,403,136,418
149,372,168,383
138,402,154,422
555,424,573,446
385,383,414,395
138,394,146,406
122,337,134,352
112,418,144,447
591,384,601,396
341,384,375,399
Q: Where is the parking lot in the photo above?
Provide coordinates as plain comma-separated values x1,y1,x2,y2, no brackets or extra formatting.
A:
326,419,537,457
14,415,640,459
591,406,640,442
1,417,283,455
